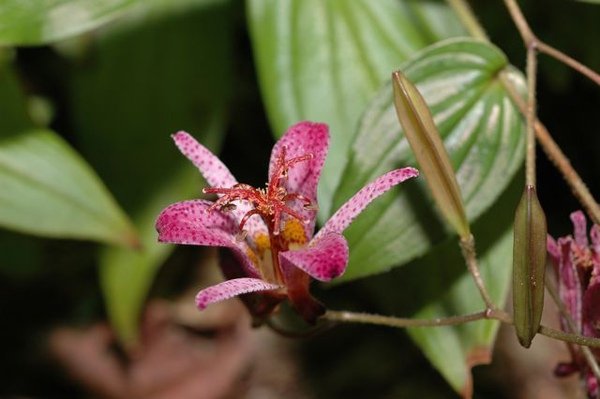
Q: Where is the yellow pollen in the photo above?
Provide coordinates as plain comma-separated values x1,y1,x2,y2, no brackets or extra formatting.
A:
246,248,259,267
282,219,308,245
254,233,271,256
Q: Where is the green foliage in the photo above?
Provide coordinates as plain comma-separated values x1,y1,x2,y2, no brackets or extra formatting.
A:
0,0,221,45
247,0,466,217
0,65,137,247
403,178,519,395
0,129,138,247
334,39,526,282
66,0,233,345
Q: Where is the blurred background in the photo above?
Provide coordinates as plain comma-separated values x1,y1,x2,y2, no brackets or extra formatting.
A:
0,0,598,398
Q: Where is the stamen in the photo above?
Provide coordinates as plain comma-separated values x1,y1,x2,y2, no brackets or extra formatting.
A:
220,203,236,212
202,148,316,238
235,230,248,241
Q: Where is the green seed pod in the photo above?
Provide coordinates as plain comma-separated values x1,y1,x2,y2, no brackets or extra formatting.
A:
392,71,470,238
512,185,547,348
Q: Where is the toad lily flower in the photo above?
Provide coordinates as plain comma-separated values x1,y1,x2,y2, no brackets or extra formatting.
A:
156,121,418,323
548,211,600,398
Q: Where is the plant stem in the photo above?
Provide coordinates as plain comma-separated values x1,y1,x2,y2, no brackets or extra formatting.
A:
537,42,600,86
459,234,495,309
445,0,488,40
538,326,600,349
323,308,600,348
323,309,501,328
448,0,600,225
525,45,538,187
500,72,600,225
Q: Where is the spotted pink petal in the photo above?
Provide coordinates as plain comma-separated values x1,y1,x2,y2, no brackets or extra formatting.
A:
269,122,329,236
570,211,589,247
591,225,600,253
582,281,600,338
557,236,582,333
173,131,237,188
172,131,267,236
316,167,419,239
547,235,560,267
195,278,282,310
156,200,259,277
280,233,349,282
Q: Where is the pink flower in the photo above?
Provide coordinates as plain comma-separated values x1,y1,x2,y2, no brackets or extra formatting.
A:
156,121,418,323
548,211,600,398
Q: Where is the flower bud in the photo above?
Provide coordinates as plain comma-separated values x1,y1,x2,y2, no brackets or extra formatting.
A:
512,185,547,347
392,71,470,238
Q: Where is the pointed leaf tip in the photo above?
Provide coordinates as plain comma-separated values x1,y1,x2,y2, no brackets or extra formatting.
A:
391,70,470,238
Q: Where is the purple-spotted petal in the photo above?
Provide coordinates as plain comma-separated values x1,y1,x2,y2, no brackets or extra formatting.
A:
173,131,237,188
591,225,600,253
557,236,582,333
269,122,329,236
156,200,259,277
172,131,267,236
582,280,600,338
280,233,349,282
195,278,282,309
316,167,419,239
547,235,560,267
570,211,589,247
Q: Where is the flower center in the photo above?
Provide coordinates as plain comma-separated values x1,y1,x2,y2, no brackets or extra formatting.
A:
203,146,315,236
203,146,316,284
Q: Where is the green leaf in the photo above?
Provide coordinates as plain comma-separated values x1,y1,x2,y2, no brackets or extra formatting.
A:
405,178,519,396
0,0,222,45
0,65,137,247
362,176,521,396
247,0,466,217
0,0,139,45
333,38,526,282
0,129,138,247
66,1,232,345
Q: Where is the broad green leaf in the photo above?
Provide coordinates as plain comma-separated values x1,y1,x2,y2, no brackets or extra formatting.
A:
0,129,138,247
392,71,469,237
67,1,232,345
0,0,221,45
247,0,466,217
0,65,137,247
333,39,526,282
363,176,520,396
405,178,518,396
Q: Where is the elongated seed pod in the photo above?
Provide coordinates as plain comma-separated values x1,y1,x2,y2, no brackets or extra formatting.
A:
513,185,547,348
392,71,470,238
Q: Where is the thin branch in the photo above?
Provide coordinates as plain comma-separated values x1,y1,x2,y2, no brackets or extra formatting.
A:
503,0,600,86
537,42,600,87
503,0,536,44
538,326,600,349
459,234,495,309
448,0,600,225
324,307,600,349
323,309,501,328
525,44,538,186
500,72,600,225
445,0,488,40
